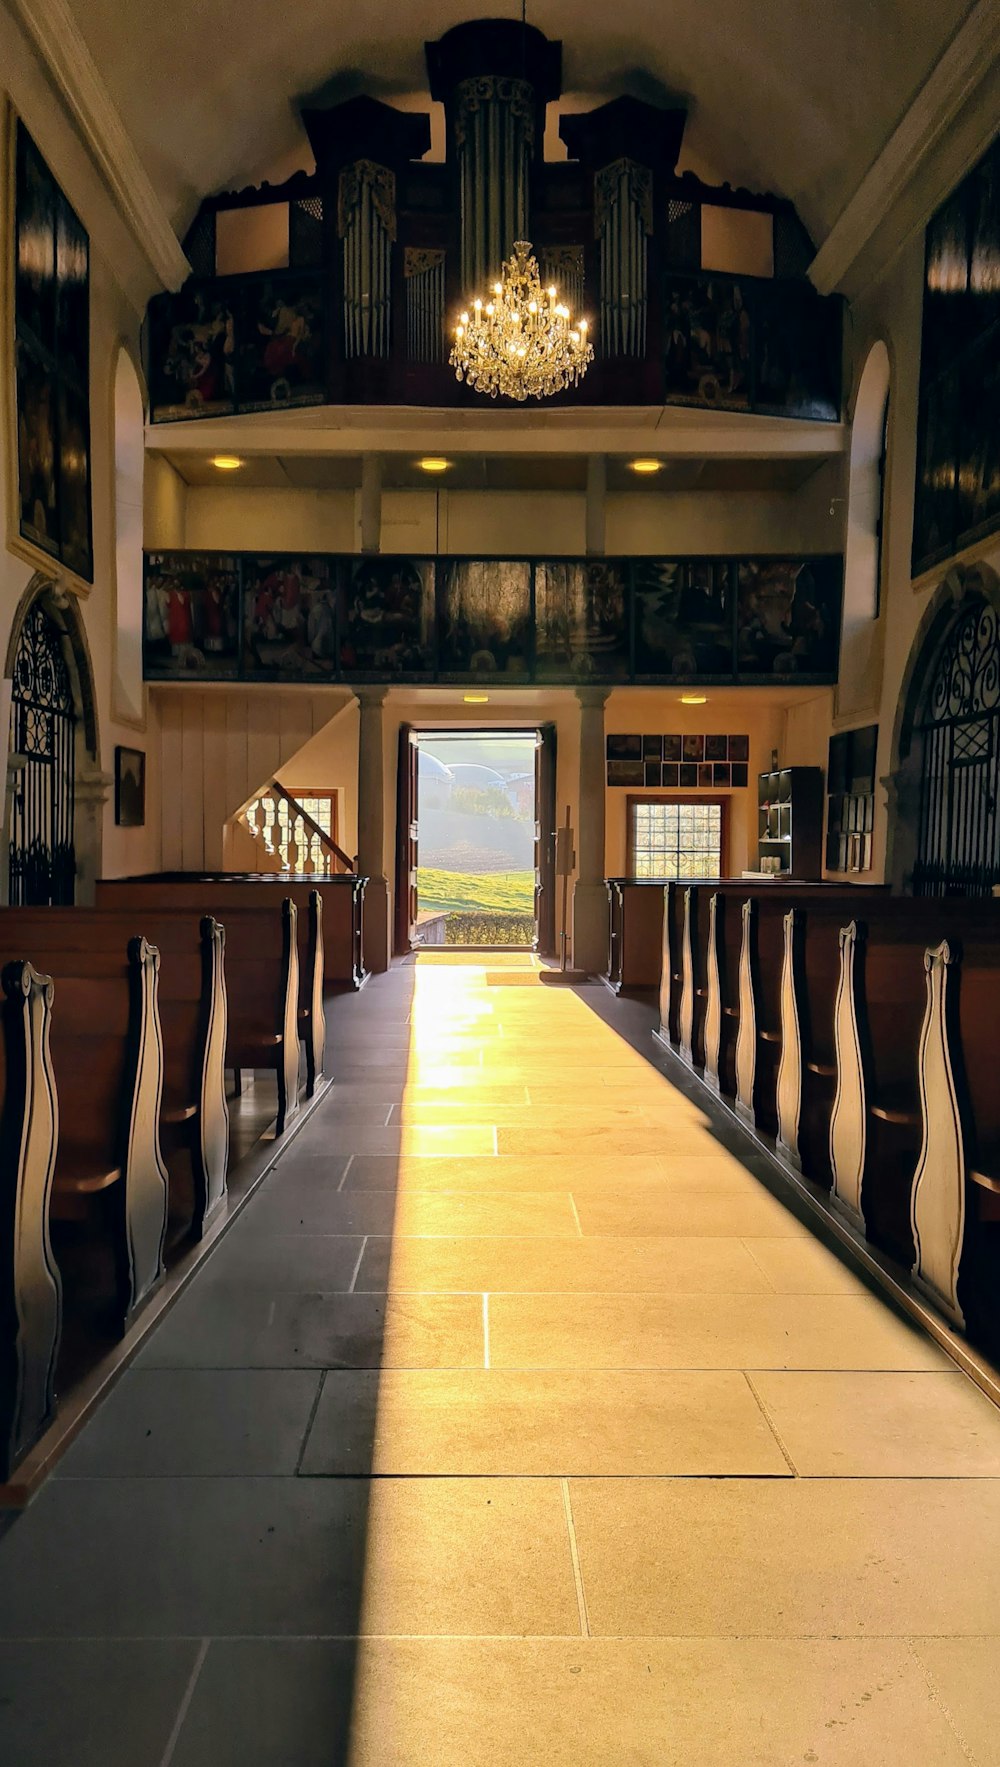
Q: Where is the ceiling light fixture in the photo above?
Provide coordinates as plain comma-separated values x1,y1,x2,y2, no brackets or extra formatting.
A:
451,240,593,401
211,455,244,471
680,694,708,705
463,693,490,704
418,457,451,473
629,458,662,474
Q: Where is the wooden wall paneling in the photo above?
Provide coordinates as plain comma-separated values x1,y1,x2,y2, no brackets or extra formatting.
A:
734,897,758,1125
224,694,250,844
911,940,967,1328
703,892,723,1093
200,697,228,870
829,919,868,1229
246,698,282,815
776,906,805,1168
180,696,207,872
159,696,184,871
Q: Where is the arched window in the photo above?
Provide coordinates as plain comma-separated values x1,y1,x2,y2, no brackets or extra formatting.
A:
838,342,890,710
913,596,1000,896
114,348,145,722
846,342,890,619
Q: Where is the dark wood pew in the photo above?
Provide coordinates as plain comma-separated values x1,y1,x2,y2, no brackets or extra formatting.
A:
97,872,368,992
827,901,1000,1264
1,908,229,1239
0,935,169,1337
912,935,1000,1346
0,960,60,1480
604,879,668,994
97,881,315,1112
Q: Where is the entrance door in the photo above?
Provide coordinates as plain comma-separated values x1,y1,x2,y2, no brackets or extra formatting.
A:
412,729,539,949
535,723,557,956
393,724,419,954
8,603,77,905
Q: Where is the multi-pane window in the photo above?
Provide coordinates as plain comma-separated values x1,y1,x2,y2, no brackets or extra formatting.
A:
629,800,723,879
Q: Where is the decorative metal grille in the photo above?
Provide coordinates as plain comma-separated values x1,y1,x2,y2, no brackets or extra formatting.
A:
914,598,1000,896
8,603,77,905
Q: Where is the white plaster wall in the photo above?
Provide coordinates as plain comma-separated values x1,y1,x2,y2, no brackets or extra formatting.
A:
0,11,166,884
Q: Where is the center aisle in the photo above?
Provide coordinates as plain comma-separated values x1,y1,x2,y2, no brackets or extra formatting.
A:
1,953,1000,1763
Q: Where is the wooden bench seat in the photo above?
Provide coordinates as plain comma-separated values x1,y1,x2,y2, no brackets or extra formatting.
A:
97,880,326,1101
2,908,229,1239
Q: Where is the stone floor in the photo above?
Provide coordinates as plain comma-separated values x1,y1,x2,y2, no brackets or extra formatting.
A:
2,952,1000,1764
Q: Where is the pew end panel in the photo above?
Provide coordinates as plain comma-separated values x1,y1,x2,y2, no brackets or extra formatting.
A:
0,962,60,1481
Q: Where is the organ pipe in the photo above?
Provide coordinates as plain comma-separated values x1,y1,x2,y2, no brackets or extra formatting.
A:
595,158,652,358
338,160,395,358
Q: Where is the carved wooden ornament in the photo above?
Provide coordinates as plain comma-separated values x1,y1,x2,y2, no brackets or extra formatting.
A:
911,941,966,1328
702,893,723,1092
734,898,757,1124
829,920,867,1227
776,907,803,1167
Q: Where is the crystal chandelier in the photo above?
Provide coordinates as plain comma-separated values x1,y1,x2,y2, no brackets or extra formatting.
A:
450,240,593,401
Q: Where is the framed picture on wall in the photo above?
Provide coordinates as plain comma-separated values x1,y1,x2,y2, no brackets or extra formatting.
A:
11,119,93,585
115,746,146,827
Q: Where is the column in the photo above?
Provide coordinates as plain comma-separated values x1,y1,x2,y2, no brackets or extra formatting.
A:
356,686,390,973
572,686,610,974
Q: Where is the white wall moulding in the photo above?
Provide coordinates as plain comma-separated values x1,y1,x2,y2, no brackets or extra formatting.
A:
810,0,1000,298
9,0,189,292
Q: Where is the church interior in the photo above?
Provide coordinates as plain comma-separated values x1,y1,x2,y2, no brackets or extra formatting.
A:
0,1,999,1760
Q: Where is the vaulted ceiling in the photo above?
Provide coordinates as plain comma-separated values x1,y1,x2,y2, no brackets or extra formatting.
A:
65,0,975,245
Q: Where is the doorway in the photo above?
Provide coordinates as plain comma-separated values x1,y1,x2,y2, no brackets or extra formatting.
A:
396,727,557,952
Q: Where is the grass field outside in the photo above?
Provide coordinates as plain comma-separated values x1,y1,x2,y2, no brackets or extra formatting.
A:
416,867,535,916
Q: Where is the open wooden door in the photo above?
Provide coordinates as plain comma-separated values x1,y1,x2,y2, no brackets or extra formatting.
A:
535,723,558,956
393,725,419,954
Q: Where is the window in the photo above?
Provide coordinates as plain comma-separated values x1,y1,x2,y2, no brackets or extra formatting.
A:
628,798,725,879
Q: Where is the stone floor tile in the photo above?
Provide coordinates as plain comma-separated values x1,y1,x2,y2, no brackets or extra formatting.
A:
0,1477,578,1638
0,1640,200,1767
496,1124,733,1156
568,1476,1000,1637
910,1636,1000,1766
741,1234,875,1294
240,1188,579,1238
357,1234,773,1294
169,1636,972,1767
194,1233,365,1291
574,1188,810,1238
487,1291,954,1370
54,1370,322,1477
136,1288,484,1369
298,1368,790,1476
753,1371,1000,1476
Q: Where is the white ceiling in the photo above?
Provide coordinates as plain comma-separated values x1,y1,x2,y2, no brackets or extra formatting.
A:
65,0,976,243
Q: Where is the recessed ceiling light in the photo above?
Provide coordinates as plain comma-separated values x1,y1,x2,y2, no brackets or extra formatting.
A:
211,455,244,471
418,457,450,473
680,694,707,705
463,693,490,704
629,458,662,474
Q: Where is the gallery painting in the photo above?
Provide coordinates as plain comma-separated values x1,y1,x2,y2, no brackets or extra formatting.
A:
13,121,93,582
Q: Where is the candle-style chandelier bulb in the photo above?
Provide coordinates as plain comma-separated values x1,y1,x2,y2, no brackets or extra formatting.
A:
450,241,594,401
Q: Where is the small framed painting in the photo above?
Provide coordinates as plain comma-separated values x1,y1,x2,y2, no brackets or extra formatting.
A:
115,745,146,827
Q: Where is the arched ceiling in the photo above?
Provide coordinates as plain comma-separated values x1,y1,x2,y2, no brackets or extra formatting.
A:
64,0,976,243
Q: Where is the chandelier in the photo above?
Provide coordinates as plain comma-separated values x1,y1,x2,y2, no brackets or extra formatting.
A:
450,240,593,401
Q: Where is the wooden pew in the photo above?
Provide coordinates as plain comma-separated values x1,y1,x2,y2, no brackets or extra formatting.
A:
0,960,60,1480
97,871,368,992
604,879,668,994
97,878,326,1095
2,936,169,1337
911,935,1000,1343
828,902,1000,1262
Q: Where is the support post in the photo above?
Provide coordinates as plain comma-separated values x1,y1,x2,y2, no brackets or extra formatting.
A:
572,686,610,974
356,686,390,973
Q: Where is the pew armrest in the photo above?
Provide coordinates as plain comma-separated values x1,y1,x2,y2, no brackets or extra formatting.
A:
54,1150,122,1195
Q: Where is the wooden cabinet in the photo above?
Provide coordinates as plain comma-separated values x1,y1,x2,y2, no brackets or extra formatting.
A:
757,767,823,879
